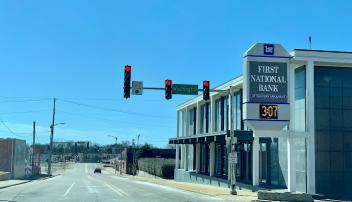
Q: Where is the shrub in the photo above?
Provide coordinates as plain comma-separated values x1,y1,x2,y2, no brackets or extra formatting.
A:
138,158,175,179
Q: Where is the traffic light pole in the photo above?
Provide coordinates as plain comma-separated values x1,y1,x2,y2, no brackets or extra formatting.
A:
229,87,237,195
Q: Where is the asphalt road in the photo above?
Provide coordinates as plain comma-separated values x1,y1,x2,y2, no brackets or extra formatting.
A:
0,163,224,202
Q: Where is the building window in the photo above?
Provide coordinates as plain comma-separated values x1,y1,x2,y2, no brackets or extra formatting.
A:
314,66,352,197
200,103,210,134
215,97,228,132
189,107,197,135
215,143,227,178
233,90,243,130
200,143,209,174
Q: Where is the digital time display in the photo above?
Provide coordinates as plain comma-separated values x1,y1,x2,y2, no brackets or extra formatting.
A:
259,105,278,119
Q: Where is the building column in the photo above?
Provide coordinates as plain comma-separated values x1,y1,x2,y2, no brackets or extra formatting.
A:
306,60,316,194
185,107,189,137
252,136,259,186
176,110,180,137
196,102,201,135
210,96,216,132
182,109,187,137
184,144,188,171
287,61,296,192
180,144,184,169
196,143,201,173
209,142,215,176
287,136,296,192
175,145,180,169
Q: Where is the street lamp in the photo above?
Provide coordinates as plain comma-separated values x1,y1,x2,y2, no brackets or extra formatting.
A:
48,122,66,176
53,122,65,127
107,135,118,145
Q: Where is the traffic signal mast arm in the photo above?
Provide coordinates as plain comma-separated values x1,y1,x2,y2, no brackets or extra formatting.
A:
122,65,228,100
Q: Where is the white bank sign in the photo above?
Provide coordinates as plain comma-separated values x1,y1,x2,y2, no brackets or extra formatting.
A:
243,43,290,130
249,61,287,103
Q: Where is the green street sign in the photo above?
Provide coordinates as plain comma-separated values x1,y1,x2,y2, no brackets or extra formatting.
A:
172,84,199,95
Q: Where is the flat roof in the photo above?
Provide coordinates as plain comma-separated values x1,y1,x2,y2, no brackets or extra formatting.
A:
294,49,352,54
176,74,243,108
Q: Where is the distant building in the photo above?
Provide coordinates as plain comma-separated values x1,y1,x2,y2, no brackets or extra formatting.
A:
0,138,26,179
121,148,175,175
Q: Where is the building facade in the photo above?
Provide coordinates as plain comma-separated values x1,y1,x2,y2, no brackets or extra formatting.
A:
0,138,26,179
169,44,352,199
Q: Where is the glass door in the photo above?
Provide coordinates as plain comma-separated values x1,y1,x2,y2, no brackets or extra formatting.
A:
259,138,271,185
235,141,252,183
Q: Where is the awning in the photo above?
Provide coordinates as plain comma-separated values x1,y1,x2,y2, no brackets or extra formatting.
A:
169,130,253,144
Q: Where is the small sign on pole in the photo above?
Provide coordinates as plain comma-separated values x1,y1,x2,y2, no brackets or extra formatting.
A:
228,152,237,164
132,81,143,95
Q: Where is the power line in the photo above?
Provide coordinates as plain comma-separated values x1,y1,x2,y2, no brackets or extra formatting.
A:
57,110,175,128
0,109,50,115
58,99,175,119
0,120,32,138
0,98,52,103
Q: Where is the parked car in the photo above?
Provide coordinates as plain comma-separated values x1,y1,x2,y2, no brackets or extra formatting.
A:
94,168,101,174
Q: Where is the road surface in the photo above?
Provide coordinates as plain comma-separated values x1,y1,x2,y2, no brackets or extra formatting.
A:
0,163,224,202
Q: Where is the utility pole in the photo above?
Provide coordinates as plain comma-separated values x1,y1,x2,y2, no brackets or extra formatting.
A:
32,121,36,176
137,134,140,146
229,87,237,195
48,98,56,176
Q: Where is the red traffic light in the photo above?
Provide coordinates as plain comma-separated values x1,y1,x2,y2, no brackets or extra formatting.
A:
165,80,172,86
203,81,209,87
125,65,131,72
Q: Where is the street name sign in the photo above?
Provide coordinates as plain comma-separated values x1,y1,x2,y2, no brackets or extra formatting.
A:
132,81,143,95
172,84,198,95
243,43,290,130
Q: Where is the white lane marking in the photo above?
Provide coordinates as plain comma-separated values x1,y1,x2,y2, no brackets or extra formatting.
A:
63,182,75,197
109,176,223,200
87,175,128,196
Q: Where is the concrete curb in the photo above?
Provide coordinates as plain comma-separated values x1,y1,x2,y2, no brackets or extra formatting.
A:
0,174,58,190
257,190,314,202
119,174,256,200
0,180,30,190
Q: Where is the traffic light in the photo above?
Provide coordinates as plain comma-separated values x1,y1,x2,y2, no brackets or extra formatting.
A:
124,65,131,98
203,80,210,100
165,79,172,100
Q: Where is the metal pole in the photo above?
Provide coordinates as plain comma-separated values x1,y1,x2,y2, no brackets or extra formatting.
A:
137,134,140,146
48,98,56,176
32,121,36,176
229,87,237,195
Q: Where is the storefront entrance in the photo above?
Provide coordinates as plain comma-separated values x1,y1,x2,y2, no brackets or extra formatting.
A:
236,141,252,183
259,137,280,187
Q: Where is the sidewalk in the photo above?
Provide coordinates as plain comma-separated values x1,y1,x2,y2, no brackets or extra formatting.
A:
0,179,31,189
105,168,257,202
0,174,59,190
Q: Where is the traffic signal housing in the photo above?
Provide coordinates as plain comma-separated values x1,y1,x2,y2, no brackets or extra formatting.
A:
165,79,172,100
203,80,210,100
124,65,131,98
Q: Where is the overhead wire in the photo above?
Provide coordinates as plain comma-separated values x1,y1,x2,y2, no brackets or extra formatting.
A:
0,120,32,138
58,98,176,119
57,110,175,128
0,98,52,103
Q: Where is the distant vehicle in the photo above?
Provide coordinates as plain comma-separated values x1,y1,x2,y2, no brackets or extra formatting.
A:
94,168,101,174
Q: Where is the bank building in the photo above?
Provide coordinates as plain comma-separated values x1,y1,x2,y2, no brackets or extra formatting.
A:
169,43,352,199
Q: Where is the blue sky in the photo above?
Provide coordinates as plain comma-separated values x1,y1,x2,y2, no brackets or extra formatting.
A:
0,0,351,147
